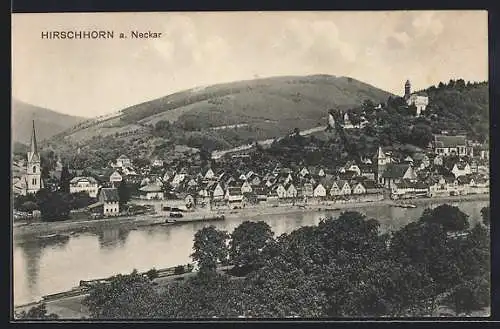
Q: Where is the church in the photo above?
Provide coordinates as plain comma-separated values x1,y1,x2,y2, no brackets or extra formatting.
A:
404,80,429,117
12,121,43,196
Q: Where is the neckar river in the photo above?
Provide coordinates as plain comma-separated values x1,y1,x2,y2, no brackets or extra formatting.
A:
13,199,488,306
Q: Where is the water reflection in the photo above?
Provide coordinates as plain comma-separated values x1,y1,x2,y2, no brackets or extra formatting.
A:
13,200,489,306
96,227,130,250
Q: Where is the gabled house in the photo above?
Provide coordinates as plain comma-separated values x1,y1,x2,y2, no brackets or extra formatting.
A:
381,164,417,188
109,170,123,186
285,183,298,198
313,182,327,198
338,180,352,195
351,181,366,195
273,184,287,199
299,167,310,177
98,187,120,216
204,168,216,180
69,176,99,198
302,182,314,197
451,162,472,178
138,184,164,200
116,155,131,168
241,181,253,194
433,135,468,156
211,182,225,200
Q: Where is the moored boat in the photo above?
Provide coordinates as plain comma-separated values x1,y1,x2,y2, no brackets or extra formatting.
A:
393,203,417,208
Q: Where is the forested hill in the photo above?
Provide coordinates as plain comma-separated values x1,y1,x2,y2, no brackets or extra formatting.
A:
419,80,488,142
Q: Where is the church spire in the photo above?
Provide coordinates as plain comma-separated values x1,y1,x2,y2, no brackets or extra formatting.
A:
30,120,38,156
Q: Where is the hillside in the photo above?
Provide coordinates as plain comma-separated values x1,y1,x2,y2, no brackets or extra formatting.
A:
46,75,392,153
419,80,489,142
12,99,86,144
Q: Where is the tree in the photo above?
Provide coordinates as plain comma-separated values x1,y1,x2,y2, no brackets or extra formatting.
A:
19,201,38,213
82,270,161,319
59,165,71,193
36,189,71,222
191,226,229,276
117,180,131,207
420,204,469,232
15,303,59,320
480,206,489,226
444,278,490,316
229,221,276,274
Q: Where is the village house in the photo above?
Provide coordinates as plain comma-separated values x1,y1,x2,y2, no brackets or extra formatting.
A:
351,181,366,195
285,183,298,198
138,184,164,200
433,135,468,156
109,170,123,187
116,155,132,168
451,162,472,178
93,187,120,217
211,182,225,200
381,164,417,189
241,181,253,194
272,184,287,199
253,187,268,203
302,182,314,197
330,180,351,197
171,173,186,187
225,187,243,203
69,176,99,198
151,158,164,167
204,168,216,180
313,182,327,198
362,180,384,194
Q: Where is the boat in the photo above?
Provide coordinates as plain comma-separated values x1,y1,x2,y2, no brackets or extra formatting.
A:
38,233,70,243
393,203,417,208
169,212,184,218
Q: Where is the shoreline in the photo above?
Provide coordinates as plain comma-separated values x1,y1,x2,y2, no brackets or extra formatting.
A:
13,193,489,240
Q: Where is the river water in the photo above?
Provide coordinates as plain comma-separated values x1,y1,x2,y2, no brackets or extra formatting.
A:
13,199,489,306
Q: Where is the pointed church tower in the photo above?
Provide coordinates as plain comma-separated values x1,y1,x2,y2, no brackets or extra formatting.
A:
373,146,388,185
26,120,41,194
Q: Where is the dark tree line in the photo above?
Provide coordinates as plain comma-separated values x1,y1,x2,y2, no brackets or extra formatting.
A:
80,204,490,319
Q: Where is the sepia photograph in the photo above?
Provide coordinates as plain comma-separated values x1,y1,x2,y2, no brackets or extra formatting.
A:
11,10,490,320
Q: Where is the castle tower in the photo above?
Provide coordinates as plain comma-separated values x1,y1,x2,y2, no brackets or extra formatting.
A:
373,146,388,185
26,120,41,194
404,80,411,100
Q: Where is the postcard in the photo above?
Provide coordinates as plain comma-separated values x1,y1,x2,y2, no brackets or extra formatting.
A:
11,11,490,320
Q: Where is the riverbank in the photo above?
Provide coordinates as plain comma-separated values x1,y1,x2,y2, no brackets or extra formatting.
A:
13,193,489,240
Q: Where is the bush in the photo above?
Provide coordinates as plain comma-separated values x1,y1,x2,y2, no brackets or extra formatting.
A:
145,268,159,281
173,265,185,275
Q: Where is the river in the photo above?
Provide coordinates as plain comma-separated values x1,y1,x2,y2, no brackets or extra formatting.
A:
13,199,489,306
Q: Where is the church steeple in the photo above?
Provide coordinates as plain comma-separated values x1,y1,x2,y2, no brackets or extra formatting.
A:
27,120,40,163
26,120,41,194
30,120,38,155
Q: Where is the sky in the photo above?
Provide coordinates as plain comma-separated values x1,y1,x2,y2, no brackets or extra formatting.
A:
12,11,488,118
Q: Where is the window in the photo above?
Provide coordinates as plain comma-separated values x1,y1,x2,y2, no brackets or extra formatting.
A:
33,166,37,173
32,178,36,185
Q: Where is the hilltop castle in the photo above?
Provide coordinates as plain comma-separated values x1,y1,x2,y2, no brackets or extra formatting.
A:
404,80,429,117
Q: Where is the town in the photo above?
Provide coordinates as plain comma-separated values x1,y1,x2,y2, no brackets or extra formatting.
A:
12,81,490,223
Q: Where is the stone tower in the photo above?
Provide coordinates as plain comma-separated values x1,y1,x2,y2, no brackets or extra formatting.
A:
404,80,411,100
373,146,388,185
26,120,41,194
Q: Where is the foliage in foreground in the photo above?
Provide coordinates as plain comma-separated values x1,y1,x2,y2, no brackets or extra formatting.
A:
15,304,59,320
82,206,490,319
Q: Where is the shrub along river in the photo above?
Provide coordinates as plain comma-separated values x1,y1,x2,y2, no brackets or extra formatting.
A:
13,199,489,306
